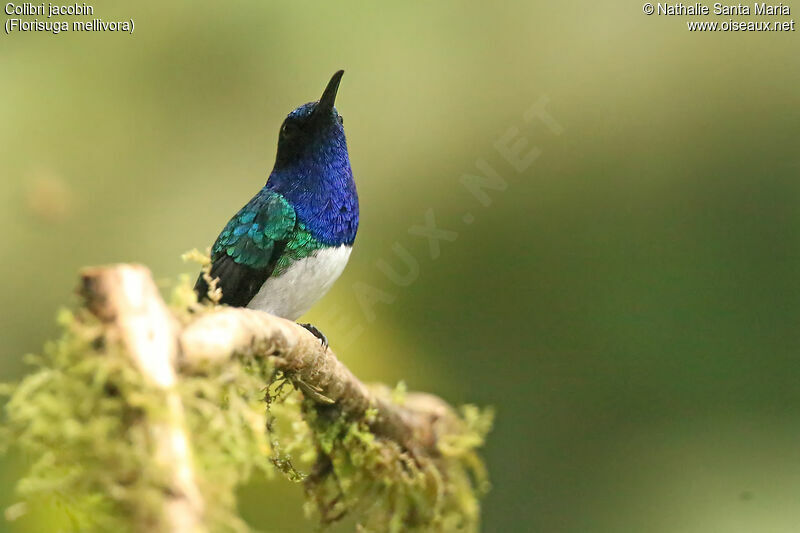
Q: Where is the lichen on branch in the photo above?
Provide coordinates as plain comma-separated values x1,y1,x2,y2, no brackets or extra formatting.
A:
2,264,492,532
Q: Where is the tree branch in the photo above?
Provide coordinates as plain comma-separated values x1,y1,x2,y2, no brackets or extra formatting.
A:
79,263,475,530
80,265,205,533
180,307,455,455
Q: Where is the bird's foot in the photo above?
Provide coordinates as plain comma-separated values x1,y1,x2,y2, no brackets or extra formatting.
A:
298,323,328,348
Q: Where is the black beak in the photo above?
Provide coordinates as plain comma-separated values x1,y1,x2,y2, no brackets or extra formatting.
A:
316,70,344,116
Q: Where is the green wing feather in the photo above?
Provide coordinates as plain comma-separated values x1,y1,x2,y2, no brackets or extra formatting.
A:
195,191,297,306
212,192,297,268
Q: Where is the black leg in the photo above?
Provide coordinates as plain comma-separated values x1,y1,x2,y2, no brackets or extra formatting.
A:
298,323,328,348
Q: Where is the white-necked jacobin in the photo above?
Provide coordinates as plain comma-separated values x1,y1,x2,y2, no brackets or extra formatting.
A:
195,70,358,342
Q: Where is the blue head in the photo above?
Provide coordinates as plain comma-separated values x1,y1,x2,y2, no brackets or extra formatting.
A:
266,70,358,245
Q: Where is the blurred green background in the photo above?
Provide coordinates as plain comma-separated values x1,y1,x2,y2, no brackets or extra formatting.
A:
2,1,799,531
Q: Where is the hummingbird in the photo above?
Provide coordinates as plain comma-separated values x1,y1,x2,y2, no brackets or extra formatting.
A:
194,70,358,345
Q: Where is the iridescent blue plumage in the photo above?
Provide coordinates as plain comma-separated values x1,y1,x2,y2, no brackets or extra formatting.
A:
266,102,359,246
195,70,359,318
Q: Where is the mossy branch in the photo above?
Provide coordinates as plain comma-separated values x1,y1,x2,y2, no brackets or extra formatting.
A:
182,308,451,457
80,265,205,532
3,263,492,532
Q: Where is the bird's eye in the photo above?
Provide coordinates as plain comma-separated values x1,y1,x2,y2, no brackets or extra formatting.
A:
338,116,344,125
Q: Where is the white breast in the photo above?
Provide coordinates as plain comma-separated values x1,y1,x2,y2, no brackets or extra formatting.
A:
247,245,352,320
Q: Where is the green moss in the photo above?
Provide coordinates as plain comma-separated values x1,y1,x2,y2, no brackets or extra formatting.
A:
2,309,168,532
2,271,492,532
300,399,493,532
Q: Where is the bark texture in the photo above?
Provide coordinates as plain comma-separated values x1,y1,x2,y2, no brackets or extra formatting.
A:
79,264,463,531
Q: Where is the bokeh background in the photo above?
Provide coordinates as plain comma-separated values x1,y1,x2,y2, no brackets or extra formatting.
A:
2,2,799,532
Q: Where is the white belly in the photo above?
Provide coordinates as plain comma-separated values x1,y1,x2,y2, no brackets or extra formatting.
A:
247,245,352,320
